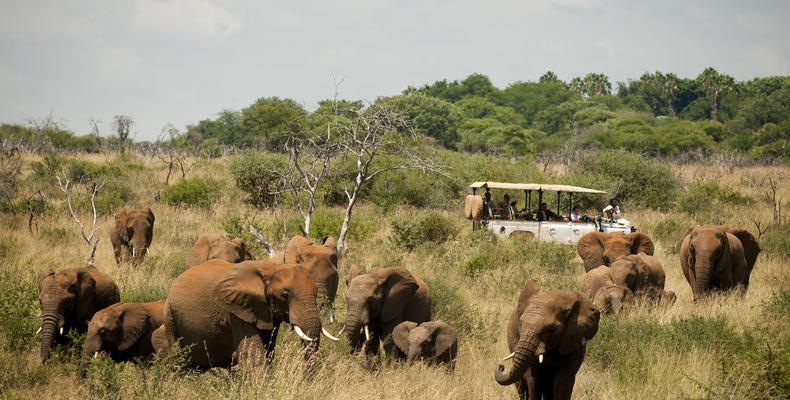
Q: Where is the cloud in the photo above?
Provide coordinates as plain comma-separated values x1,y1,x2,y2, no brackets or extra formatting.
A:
136,0,241,39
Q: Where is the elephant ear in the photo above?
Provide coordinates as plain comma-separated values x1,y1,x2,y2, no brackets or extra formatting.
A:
676,226,696,253
284,236,313,264
392,321,418,355
559,294,597,354
430,320,458,358
144,207,155,225
216,263,273,331
515,280,541,317
74,269,97,320
626,232,655,256
186,235,211,267
38,268,55,293
114,208,130,240
380,269,419,324
150,324,169,355
727,228,761,273
118,303,150,351
578,232,607,271
233,238,253,261
347,264,364,287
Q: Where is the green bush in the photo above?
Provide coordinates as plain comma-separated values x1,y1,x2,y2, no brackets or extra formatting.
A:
74,181,133,215
0,272,38,351
228,152,288,207
390,211,457,251
161,178,218,208
309,208,378,241
675,182,751,215
644,217,692,253
762,224,790,258
423,277,496,339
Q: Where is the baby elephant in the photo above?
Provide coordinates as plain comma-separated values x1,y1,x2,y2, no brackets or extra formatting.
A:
78,300,165,378
392,320,458,369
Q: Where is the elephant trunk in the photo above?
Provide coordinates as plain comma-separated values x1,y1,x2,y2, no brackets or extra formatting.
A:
291,298,322,362
694,259,713,301
610,292,623,314
344,313,363,353
78,333,102,379
494,329,539,386
132,235,148,264
407,347,420,362
39,312,60,363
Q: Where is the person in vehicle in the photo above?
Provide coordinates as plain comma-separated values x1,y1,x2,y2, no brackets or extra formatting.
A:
498,193,516,218
534,202,559,221
570,206,581,222
603,198,630,226
483,191,495,218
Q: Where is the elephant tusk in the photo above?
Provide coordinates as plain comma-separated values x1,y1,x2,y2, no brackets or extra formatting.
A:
338,325,345,335
293,325,314,342
502,352,515,361
329,309,335,324
93,352,99,358
321,327,341,342
60,327,64,335
132,248,136,258
35,327,42,335
538,354,544,364
364,325,370,342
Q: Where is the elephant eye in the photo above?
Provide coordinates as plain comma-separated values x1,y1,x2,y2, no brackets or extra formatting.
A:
280,290,290,299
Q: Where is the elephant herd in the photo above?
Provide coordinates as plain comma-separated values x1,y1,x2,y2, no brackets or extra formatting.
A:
495,226,761,399
35,206,762,399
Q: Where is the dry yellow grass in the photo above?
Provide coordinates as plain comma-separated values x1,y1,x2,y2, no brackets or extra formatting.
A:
1,153,788,399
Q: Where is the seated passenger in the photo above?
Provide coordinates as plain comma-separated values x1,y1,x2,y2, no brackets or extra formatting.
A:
498,194,516,218
602,198,630,226
570,206,581,222
483,192,495,219
534,202,558,221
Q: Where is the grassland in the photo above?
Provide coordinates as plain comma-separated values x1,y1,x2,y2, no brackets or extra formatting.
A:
1,152,789,399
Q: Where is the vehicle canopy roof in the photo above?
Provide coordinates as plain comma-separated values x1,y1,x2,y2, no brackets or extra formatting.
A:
469,182,606,194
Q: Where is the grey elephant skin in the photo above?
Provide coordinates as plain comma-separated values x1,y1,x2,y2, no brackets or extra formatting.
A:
78,300,164,378
495,280,600,400
186,234,252,267
678,225,760,301
392,320,458,370
162,259,323,368
110,207,155,265
577,231,654,272
344,267,431,367
38,265,120,363
271,235,339,320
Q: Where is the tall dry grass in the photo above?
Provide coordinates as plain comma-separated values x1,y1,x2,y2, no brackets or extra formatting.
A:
1,152,788,399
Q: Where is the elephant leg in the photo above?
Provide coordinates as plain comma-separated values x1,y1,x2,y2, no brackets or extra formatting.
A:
118,243,132,263
230,315,266,370
364,335,381,369
552,350,585,400
259,324,280,366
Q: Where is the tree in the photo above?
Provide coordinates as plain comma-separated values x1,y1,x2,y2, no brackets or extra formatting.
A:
329,100,445,252
240,97,308,151
697,67,735,121
569,77,584,96
386,93,462,148
195,109,247,147
112,114,133,155
539,71,562,84
582,73,612,96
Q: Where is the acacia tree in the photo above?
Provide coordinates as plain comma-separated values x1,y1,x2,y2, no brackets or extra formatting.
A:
697,67,735,121
112,114,134,154
330,100,445,252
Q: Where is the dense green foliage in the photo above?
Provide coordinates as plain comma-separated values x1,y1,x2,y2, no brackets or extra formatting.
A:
390,211,458,250
160,178,218,208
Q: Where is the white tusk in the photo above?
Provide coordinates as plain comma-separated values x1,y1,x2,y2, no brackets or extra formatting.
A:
502,352,515,361
60,327,64,335
338,325,345,335
132,248,136,258
35,327,42,335
329,309,335,323
93,352,99,358
321,327,341,342
364,325,370,342
293,325,314,342
538,354,544,364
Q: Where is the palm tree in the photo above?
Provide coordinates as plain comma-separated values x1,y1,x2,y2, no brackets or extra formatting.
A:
569,77,584,97
697,67,735,121
583,73,612,96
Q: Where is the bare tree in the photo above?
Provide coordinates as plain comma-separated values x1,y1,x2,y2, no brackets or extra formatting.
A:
330,100,446,252
112,114,134,155
0,141,22,214
56,172,104,265
766,177,783,224
156,124,196,185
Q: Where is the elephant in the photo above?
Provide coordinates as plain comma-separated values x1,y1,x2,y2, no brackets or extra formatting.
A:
186,234,252,267
163,259,338,368
582,253,673,308
577,231,654,272
38,265,120,363
271,236,339,322
345,264,363,288
344,267,431,367
590,282,634,315
78,300,165,378
392,320,458,369
111,207,155,265
677,225,760,301
495,280,600,400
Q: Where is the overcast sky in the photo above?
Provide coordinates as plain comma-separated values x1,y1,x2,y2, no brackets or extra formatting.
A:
1,0,788,141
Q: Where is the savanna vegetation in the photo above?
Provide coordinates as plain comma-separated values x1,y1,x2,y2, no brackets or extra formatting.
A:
1,69,789,399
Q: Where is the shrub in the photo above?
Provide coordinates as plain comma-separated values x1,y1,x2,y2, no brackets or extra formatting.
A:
423,277,496,339
0,272,38,351
644,217,693,253
390,211,457,250
762,223,790,258
228,152,288,207
161,178,218,208
675,182,750,215
75,181,133,215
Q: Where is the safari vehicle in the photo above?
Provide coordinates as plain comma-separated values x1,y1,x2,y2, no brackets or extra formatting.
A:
463,182,633,245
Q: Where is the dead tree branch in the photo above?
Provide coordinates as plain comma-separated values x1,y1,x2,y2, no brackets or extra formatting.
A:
249,225,276,258
766,177,783,224
56,172,104,264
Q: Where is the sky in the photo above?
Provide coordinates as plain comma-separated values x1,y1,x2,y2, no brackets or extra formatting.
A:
1,0,789,141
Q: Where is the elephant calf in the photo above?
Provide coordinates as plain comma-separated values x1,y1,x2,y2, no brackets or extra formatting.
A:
495,280,600,400
111,207,155,265
78,300,165,378
186,234,253,267
582,253,675,313
392,320,458,370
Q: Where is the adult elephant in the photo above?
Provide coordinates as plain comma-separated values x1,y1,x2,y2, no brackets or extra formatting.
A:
272,236,339,322
38,265,120,363
392,320,458,370
163,259,337,368
186,234,252,267
495,281,600,400
582,253,674,307
344,267,431,367
577,231,655,272
677,225,760,301
111,207,155,265
78,300,164,378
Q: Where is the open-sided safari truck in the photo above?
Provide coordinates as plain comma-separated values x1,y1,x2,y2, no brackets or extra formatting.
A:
464,182,633,245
